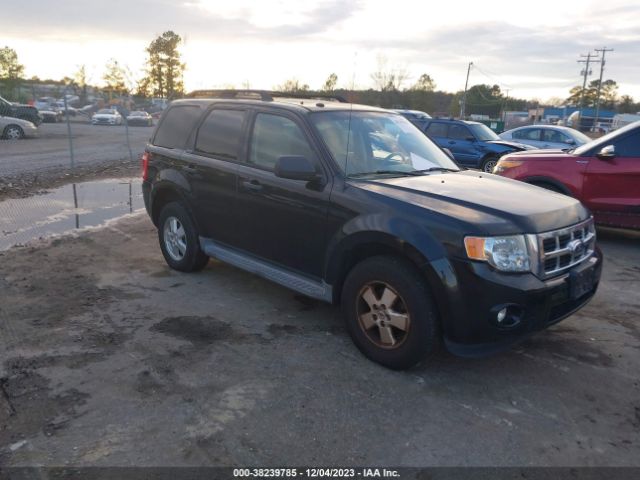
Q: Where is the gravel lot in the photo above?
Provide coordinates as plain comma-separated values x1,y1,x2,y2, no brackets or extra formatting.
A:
0,214,638,467
0,122,150,200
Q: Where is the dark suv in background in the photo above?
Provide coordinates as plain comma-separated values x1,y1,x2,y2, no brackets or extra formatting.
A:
419,118,532,172
142,90,601,369
0,95,41,125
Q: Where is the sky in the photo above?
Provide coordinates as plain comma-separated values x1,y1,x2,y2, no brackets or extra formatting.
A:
2,0,640,102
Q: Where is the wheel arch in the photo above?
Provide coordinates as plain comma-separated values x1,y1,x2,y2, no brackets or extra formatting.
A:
325,228,455,327
149,179,199,230
523,175,573,196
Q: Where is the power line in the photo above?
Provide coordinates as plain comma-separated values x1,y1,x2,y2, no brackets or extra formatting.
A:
577,52,600,128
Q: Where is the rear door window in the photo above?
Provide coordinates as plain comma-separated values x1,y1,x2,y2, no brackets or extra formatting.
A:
195,109,247,160
153,105,202,149
513,128,541,141
425,122,448,137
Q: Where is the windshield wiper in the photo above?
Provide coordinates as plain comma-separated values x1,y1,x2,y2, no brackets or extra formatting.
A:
349,170,426,177
413,167,461,173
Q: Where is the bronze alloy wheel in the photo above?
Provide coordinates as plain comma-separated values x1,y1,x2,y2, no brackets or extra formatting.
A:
356,281,411,349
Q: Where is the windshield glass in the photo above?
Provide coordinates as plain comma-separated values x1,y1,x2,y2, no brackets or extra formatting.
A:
568,129,592,144
309,111,460,176
97,109,115,114
468,123,499,141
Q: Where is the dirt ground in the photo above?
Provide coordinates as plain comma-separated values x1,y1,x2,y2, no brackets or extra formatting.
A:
0,214,638,467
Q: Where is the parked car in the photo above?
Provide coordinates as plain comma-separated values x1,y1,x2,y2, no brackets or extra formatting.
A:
393,109,432,130
34,96,57,111
126,110,153,126
1,115,38,139
499,125,591,150
141,90,601,369
91,108,123,125
494,121,640,230
54,102,78,116
420,118,533,172
0,95,41,125
40,108,63,123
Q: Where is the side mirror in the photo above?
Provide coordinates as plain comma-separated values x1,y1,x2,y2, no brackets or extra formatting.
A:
596,144,615,160
275,155,319,181
465,136,476,142
443,148,455,160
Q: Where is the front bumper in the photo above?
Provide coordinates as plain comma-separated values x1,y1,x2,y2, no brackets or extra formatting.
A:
436,247,602,356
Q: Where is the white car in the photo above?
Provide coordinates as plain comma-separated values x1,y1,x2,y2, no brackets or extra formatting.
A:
1,115,38,140
91,108,123,126
499,125,591,150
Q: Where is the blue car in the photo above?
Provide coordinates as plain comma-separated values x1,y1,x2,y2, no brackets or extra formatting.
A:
421,119,533,172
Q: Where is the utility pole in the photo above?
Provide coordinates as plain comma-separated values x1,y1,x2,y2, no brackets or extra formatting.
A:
577,52,600,130
593,47,614,131
460,61,473,119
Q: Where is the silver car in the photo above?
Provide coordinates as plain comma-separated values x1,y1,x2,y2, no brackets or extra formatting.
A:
1,115,38,140
499,125,591,150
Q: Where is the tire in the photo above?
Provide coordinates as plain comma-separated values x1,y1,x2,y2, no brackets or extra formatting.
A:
158,202,209,272
341,255,440,370
481,155,500,173
3,125,24,140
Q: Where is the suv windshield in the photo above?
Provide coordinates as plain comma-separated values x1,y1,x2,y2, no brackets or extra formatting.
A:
310,111,460,176
468,123,500,141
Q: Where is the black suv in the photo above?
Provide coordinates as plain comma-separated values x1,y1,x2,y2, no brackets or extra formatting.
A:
142,90,602,369
0,95,41,125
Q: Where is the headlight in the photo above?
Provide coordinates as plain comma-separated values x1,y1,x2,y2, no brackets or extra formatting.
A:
493,159,523,174
464,235,531,272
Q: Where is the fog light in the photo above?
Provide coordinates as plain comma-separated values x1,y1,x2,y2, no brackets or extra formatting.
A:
490,304,523,329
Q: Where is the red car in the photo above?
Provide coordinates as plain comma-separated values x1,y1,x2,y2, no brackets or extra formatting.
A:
494,121,640,230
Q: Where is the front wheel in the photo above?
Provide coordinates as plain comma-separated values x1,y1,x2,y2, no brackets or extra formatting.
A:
481,155,499,173
3,125,24,140
158,202,209,272
341,256,440,369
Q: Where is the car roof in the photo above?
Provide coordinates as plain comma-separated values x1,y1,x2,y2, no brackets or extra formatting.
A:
174,90,389,114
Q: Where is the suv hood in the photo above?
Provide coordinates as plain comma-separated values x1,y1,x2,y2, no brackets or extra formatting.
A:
352,170,589,234
486,139,534,150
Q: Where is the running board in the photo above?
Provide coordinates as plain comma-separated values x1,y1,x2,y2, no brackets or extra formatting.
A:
200,237,333,303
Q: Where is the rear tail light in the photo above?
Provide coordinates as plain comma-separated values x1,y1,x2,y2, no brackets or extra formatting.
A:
142,151,151,181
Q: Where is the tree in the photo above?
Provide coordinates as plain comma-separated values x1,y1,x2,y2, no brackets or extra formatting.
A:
142,31,185,99
617,95,639,114
103,58,127,98
370,55,408,92
75,65,89,103
411,73,436,92
275,78,309,93
0,46,25,97
322,73,338,92
566,79,618,109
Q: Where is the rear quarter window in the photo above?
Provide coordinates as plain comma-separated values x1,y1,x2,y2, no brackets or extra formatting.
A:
153,105,203,149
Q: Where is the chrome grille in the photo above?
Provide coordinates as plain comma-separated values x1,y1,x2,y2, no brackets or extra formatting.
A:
537,218,596,278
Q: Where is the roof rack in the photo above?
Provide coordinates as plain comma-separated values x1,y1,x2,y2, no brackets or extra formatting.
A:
186,89,274,101
185,89,348,103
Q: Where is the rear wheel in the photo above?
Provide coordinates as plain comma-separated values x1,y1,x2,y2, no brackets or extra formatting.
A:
341,256,440,369
3,125,24,140
158,202,209,272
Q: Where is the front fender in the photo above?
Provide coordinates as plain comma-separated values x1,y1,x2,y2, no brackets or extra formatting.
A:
324,214,460,324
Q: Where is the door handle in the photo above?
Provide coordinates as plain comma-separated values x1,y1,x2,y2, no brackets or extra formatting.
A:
241,179,263,191
448,140,456,145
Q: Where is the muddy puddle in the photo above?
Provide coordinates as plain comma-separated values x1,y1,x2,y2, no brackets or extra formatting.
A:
0,177,143,251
